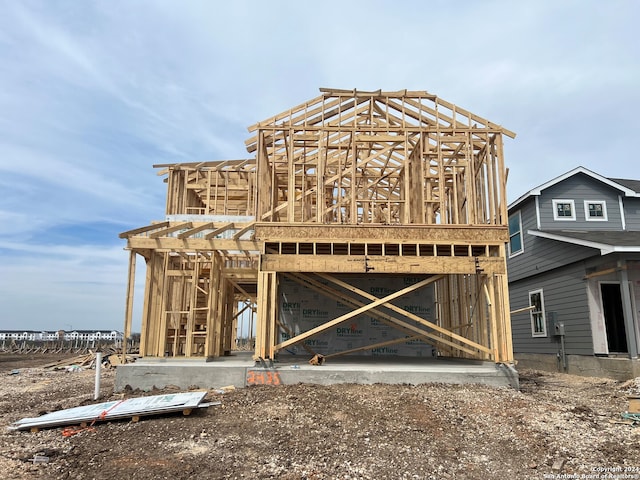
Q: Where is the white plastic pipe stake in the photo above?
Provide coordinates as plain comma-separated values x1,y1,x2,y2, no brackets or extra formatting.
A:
94,352,102,400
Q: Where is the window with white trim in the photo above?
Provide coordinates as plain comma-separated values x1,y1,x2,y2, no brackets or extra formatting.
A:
584,200,607,221
552,199,575,221
508,211,523,257
529,289,547,337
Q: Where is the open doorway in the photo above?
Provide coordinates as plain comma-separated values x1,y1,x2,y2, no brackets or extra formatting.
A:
600,282,628,353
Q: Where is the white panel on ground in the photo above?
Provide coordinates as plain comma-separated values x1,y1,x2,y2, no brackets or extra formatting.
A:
8,391,212,431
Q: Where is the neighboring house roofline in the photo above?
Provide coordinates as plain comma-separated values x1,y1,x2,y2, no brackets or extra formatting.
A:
509,166,640,211
527,229,640,256
609,177,640,192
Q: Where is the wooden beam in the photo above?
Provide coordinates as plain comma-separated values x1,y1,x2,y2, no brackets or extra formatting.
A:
126,237,259,251
317,273,492,355
274,275,441,351
204,223,235,240
122,251,136,363
177,222,214,239
324,336,422,358
260,255,506,275
119,222,169,239
284,272,481,357
254,224,508,243
232,222,256,240
148,222,192,239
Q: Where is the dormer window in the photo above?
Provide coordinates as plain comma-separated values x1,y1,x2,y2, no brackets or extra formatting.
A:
552,199,575,221
584,200,607,221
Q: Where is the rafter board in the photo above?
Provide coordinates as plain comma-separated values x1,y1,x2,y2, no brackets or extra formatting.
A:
246,89,515,152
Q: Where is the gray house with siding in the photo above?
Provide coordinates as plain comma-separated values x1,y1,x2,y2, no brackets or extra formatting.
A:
507,166,640,379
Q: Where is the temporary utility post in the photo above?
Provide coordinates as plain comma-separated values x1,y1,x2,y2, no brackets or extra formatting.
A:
94,352,102,400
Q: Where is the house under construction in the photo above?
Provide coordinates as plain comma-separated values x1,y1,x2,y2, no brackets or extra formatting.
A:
120,88,516,367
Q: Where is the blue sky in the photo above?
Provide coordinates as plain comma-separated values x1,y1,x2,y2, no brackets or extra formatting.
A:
0,0,638,332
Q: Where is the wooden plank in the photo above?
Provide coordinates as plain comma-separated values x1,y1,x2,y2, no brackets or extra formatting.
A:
177,222,214,239
232,222,256,240
119,222,169,239
284,272,481,357
148,223,192,239
317,273,492,355
254,224,508,243
267,272,278,359
355,134,405,143
324,336,422,358
497,273,514,362
260,255,506,275
204,223,235,240
126,238,259,251
274,275,441,351
122,251,136,363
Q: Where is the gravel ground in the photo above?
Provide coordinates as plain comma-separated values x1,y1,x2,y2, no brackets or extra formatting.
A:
0,353,639,479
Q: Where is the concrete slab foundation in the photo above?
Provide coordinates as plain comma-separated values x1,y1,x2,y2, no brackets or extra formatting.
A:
515,353,640,381
115,353,519,392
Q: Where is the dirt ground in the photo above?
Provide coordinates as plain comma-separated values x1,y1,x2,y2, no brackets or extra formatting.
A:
0,353,639,480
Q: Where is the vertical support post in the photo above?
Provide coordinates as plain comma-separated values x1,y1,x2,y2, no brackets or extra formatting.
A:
619,261,639,359
139,256,153,356
268,273,278,359
212,275,227,357
496,133,507,225
255,271,270,359
497,269,514,363
205,253,220,358
287,128,295,222
157,253,170,357
485,275,499,362
122,251,136,363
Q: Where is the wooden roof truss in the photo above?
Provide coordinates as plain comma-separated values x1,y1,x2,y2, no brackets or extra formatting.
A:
246,88,514,226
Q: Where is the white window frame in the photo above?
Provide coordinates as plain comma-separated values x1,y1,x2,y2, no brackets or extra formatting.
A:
584,200,608,221
508,211,524,257
552,199,576,221
529,289,547,337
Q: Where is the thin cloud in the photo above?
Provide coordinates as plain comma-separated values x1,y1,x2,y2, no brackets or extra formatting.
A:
0,0,638,331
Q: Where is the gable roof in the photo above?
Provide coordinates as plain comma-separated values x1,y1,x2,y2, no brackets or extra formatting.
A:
245,87,516,154
243,88,515,225
509,166,640,211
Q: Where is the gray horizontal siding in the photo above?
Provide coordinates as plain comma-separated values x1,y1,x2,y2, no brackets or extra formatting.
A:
509,262,593,356
623,198,640,231
507,197,597,282
538,173,623,231
507,198,537,282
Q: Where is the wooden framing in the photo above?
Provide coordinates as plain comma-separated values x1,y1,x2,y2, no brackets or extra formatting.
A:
121,88,515,364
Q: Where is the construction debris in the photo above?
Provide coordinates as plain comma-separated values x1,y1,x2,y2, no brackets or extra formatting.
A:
308,354,325,366
8,391,218,432
40,350,140,372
